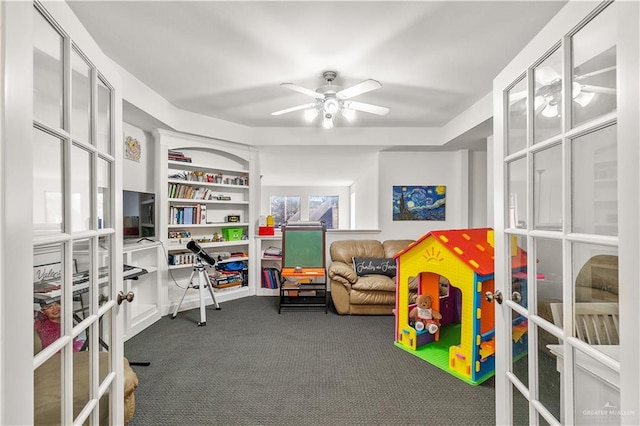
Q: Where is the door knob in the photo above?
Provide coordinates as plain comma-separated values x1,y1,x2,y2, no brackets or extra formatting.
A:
485,290,503,304
117,291,135,305
512,291,522,304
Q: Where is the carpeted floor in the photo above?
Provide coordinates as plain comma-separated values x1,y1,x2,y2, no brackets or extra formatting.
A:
125,296,496,425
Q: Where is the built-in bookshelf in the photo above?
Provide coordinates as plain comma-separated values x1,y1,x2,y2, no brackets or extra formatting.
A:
154,129,258,315
255,235,282,296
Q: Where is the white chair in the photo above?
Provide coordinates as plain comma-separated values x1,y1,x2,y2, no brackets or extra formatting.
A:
550,302,619,345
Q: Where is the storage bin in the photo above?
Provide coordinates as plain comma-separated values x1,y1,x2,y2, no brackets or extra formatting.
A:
222,226,243,241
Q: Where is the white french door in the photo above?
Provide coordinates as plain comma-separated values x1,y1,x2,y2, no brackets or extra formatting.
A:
1,1,124,424
493,1,640,425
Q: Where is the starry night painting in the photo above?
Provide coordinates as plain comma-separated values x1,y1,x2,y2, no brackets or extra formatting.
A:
393,185,446,221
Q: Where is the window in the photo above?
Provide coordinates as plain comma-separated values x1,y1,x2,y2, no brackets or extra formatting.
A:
270,196,300,228
309,195,338,229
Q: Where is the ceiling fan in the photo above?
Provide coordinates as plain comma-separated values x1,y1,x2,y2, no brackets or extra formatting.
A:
271,71,390,128
509,64,616,117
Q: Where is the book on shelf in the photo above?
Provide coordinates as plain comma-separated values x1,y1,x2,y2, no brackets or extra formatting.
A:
168,151,192,163
261,267,281,289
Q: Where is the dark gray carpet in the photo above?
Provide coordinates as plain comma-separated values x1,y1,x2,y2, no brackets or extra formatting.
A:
125,296,496,425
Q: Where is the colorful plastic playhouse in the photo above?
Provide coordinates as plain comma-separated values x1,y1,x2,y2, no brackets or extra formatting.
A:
394,228,529,385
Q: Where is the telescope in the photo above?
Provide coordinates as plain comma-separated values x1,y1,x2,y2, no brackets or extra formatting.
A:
186,240,217,266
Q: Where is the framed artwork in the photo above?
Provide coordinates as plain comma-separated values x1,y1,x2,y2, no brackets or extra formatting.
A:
124,136,141,162
393,185,446,221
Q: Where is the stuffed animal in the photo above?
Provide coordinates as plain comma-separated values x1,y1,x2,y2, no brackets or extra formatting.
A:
409,294,442,334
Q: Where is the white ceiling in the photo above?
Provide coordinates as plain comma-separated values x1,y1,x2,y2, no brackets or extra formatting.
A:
68,1,567,131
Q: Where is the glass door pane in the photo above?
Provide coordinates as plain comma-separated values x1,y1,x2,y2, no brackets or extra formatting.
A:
533,145,562,230
33,129,64,235
70,144,92,232
33,243,66,353
571,124,617,236
71,48,92,145
571,5,617,128
33,10,64,129
534,48,563,143
97,77,112,154
97,157,111,229
507,158,527,229
507,77,528,155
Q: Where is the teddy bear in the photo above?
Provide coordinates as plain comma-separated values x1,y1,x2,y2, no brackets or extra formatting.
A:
409,294,442,334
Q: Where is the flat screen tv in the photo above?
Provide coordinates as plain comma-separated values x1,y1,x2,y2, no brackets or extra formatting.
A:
123,190,155,239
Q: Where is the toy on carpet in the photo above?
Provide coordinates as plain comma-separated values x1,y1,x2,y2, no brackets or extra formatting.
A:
409,294,442,334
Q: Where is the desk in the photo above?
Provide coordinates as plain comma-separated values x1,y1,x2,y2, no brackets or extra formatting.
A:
547,344,620,424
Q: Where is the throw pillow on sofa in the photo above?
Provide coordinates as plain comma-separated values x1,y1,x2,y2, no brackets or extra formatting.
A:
352,257,397,278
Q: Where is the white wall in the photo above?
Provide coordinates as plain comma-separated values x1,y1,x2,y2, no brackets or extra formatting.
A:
350,153,379,230
376,150,487,241
123,122,155,193
470,149,488,228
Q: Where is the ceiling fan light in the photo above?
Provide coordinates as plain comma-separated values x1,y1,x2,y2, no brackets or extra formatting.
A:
572,81,585,99
541,100,559,118
341,108,356,122
322,113,334,129
574,91,595,107
304,108,319,122
323,98,340,115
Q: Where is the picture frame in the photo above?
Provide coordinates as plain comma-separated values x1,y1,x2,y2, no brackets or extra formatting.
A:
393,185,446,221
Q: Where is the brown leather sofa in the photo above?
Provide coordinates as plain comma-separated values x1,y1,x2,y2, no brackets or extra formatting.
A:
34,332,138,424
328,239,416,315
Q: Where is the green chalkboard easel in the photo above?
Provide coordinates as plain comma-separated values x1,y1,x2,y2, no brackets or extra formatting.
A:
282,225,326,269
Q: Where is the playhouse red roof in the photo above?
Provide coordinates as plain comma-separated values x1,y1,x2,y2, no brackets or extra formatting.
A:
395,228,527,276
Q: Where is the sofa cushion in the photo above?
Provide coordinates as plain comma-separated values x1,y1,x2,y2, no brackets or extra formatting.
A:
328,261,359,285
353,257,397,277
350,289,397,305
352,275,396,292
330,240,385,264
383,239,415,258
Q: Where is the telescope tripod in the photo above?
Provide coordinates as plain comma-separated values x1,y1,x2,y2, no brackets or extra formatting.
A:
171,257,220,326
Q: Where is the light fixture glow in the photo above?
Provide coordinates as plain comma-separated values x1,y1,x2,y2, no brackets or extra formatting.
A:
323,98,339,114
541,100,559,118
304,108,319,122
341,108,356,122
322,113,334,129
534,96,545,111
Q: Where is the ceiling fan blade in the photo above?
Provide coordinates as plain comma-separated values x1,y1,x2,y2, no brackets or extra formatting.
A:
336,79,382,99
575,65,616,80
271,102,317,116
581,84,616,95
344,100,389,116
281,83,324,99
535,66,561,86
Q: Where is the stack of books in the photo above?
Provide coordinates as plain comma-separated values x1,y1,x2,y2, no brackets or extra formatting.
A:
262,246,282,259
261,267,281,289
168,149,192,163
209,270,243,289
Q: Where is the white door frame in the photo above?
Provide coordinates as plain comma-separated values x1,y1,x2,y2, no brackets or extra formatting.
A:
0,1,124,424
493,1,640,425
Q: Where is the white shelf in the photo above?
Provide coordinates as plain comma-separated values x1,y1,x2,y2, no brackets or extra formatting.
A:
168,160,248,175
167,240,249,251
122,243,163,341
157,129,256,311
169,198,249,205
169,256,249,270
167,178,249,189
168,222,249,228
